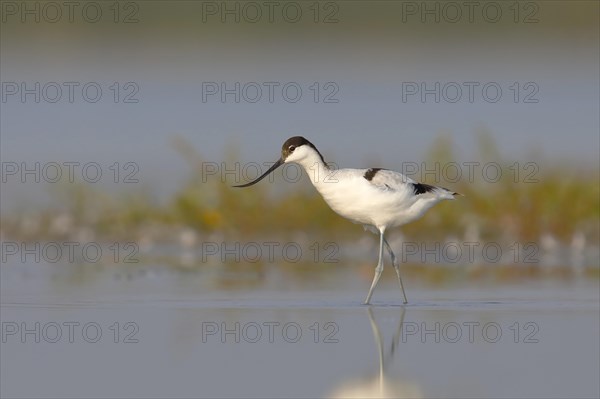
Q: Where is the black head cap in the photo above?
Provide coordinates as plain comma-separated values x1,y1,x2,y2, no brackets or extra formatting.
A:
281,136,326,164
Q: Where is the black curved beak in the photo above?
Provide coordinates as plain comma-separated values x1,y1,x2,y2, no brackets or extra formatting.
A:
232,158,284,187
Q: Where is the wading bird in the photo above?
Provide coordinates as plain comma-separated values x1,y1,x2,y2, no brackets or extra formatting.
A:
234,136,460,304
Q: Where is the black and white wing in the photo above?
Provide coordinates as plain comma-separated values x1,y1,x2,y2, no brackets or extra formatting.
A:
363,168,458,198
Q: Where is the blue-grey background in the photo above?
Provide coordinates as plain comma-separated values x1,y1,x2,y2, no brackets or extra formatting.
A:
1,2,599,398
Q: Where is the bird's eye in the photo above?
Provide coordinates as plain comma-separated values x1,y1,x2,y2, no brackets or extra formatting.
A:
288,145,296,152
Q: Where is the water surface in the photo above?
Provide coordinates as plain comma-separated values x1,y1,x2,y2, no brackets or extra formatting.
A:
1,262,598,398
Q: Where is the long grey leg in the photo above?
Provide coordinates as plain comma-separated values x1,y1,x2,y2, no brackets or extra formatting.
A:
364,230,385,305
383,237,408,304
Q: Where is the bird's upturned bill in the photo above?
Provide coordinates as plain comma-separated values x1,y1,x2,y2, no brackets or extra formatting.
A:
232,158,284,187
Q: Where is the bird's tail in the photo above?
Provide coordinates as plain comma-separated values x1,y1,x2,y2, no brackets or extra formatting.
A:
435,186,462,200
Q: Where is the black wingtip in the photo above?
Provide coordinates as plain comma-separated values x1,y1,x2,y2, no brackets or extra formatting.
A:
411,182,437,195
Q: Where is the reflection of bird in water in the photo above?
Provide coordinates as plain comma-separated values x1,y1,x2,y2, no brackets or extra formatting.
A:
329,307,422,399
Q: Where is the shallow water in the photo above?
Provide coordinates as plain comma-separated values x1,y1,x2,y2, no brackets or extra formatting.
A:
1,262,598,398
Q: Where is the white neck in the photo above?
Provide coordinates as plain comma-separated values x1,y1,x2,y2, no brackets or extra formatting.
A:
296,150,332,188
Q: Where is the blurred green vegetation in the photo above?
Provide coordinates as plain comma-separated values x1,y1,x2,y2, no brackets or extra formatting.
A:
2,134,598,246
2,1,597,36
